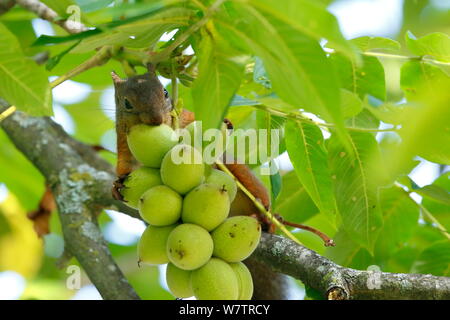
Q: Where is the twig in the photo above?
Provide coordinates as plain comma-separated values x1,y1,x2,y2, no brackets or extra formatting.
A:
0,105,16,122
277,215,335,247
15,0,88,34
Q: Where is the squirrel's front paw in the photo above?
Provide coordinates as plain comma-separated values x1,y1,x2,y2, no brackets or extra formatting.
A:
112,174,128,201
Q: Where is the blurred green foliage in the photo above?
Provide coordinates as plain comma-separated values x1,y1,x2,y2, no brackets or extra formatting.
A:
0,0,449,300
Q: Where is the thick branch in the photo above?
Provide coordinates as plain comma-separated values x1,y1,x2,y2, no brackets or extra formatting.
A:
0,102,139,300
255,233,450,300
2,102,450,300
15,0,87,34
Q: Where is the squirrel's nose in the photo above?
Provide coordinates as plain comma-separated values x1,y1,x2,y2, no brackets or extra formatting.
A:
139,112,163,126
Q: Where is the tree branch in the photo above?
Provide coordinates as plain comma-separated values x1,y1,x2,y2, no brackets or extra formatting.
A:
1,101,450,300
255,233,450,300
15,0,87,34
0,101,139,300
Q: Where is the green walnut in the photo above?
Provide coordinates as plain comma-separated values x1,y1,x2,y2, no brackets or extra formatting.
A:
205,169,237,202
166,223,213,270
166,263,193,298
229,262,253,300
127,124,178,168
160,144,205,195
138,185,182,226
190,258,239,300
121,167,162,208
211,216,261,262
138,224,178,265
182,184,230,231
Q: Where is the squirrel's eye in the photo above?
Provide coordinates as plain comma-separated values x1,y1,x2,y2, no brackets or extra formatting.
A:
124,99,133,110
164,88,169,99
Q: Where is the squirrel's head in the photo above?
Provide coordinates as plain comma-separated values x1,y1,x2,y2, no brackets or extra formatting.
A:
111,64,172,125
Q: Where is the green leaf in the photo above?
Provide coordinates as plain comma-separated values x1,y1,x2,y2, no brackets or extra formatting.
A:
328,132,384,252
64,89,114,145
230,95,258,107
400,60,448,101
421,172,450,232
0,23,51,116
374,187,420,259
285,120,336,219
218,3,347,141
76,0,114,13
33,30,101,46
416,184,450,206
42,0,76,16
325,228,361,267
46,40,81,71
269,167,282,204
73,7,193,52
351,36,401,52
253,57,271,89
304,285,325,300
364,102,408,125
225,108,285,168
395,73,450,165
274,171,318,223
248,0,357,60
406,31,450,62
346,109,380,130
192,36,245,131
412,241,450,276
0,131,45,210
294,213,336,255
341,89,363,119
331,53,386,101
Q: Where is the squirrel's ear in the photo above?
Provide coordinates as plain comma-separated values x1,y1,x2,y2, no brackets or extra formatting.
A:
147,63,156,76
111,71,124,84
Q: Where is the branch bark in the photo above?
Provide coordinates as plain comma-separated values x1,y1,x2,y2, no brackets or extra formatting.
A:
15,0,87,34
1,102,450,300
0,101,139,300
255,233,450,300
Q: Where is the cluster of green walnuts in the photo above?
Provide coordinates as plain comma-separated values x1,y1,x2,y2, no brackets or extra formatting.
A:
120,123,262,300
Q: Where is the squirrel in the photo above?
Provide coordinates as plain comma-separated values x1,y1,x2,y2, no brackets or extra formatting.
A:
111,64,290,300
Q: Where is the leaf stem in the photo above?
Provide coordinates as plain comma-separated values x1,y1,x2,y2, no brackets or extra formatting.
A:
363,52,450,67
252,104,398,133
171,63,179,107
215,161,303,245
